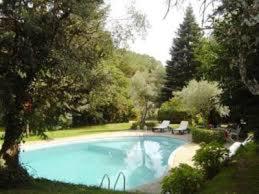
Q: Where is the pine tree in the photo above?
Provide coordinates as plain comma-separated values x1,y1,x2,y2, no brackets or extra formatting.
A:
161,6,202,102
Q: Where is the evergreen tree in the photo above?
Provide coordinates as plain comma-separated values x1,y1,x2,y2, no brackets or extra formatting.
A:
161,6,202,102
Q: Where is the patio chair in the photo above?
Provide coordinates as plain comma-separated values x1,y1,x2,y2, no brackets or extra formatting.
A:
172,121,189,134
228,134,254,157
152,120,170,132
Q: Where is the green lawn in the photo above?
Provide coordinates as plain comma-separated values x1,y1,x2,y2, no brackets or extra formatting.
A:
0,123,179,144
199,143,259,194
0,178,142,194
0,123,132,144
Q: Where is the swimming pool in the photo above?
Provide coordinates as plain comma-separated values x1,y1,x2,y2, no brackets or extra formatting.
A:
20,136,185,190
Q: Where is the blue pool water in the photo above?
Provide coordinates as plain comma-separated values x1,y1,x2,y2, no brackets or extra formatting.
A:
20,136,185,190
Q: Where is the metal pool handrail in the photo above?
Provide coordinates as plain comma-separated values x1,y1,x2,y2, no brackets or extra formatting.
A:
99,174,110,189
114,171,126,191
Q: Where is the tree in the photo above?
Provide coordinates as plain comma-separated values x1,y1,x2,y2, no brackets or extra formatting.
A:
0,0,110,175
72,56,134,125
213,0,259,96
174,80,229,127
213,0,259,141
194,37,224,80
130,71,158,127
161,6,202,102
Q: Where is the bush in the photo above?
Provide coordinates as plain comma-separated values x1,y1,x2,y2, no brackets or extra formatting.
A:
193,142,229,179
191,128,225,144
145,121,158,130
130,122,139,130
161,164,204,194
130,121,158,130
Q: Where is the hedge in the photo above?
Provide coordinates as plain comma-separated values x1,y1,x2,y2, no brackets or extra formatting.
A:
191,128,225,144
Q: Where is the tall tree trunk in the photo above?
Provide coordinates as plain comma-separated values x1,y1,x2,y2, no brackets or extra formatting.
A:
0,112,24,169
140,101,148,128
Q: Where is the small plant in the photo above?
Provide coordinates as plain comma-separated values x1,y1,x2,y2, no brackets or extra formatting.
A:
193,142,229,179
161,164,204,194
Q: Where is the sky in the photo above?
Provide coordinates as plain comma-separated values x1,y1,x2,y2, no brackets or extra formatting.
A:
105,0,212,65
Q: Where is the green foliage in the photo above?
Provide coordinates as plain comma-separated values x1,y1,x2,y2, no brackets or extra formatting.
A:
161,164,204,194
174,80,229,126
115,50,165,78
199,143,259,194
130,70,162,125
130,121,158,130
194,37,223,80
212,0,259,141
214,0,259,95
193,142,229,179
158,99,191,123
72,58,134,125
162,6,202,101
191,128,225,144
0,0,113,167
130,122,139,130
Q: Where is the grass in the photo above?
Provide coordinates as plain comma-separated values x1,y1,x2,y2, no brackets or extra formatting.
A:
0,178,142,194
0,122,131,145
0,123,179,144
199,143,259,194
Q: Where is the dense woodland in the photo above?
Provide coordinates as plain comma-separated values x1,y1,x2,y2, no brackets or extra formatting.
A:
0,0,258,187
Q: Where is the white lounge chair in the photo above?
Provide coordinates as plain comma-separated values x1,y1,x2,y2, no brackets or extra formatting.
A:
152,120,170,132
172,121,189,134
228,134,253,158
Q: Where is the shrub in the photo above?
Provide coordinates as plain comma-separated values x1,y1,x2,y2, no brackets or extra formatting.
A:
191,128,225,144
161,164,204,194
145,121,157,130
130,121,158,130
193,142,229,179
130,122,139,130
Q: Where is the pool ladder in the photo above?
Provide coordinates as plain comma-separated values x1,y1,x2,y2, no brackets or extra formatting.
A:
99,171,126,191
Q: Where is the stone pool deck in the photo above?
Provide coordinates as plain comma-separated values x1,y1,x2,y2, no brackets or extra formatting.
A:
21,130,199,194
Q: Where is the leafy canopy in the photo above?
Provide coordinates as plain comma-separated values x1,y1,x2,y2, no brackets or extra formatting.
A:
174,80,229,125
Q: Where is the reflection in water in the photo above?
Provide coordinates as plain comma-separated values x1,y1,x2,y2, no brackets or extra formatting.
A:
124,137,166,187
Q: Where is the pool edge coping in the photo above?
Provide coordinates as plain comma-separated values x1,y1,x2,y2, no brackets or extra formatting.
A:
20,131,189,151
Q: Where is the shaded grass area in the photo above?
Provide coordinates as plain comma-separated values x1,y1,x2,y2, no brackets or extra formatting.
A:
0,178,141,194
0,123,131,145
27,122,131,141
199,143,259,194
